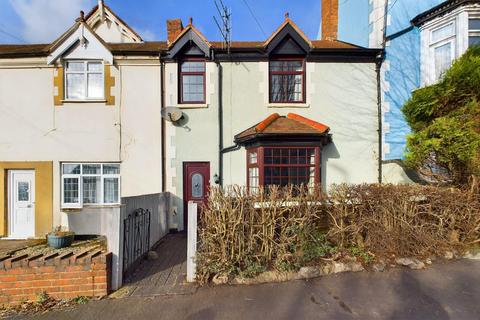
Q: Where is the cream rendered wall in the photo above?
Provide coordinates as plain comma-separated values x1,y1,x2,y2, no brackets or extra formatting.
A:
94,22,132,43
165,60,379,230
0,59,120,230
0,56,163,233
118,61,162,197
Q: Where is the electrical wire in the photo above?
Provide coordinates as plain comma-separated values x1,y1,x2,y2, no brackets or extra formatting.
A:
241,0,267,37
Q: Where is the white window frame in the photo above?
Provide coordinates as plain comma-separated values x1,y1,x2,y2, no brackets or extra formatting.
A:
429,21,456,81
61,163,120,209
64,60,105,101
469,17,480,46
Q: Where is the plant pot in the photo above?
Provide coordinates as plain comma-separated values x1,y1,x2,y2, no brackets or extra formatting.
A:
47,233,75,249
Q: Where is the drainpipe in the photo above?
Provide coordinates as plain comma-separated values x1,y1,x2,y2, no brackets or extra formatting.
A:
216,61,224,186
377,0,389,184
160,56,166,192
376,55,384,184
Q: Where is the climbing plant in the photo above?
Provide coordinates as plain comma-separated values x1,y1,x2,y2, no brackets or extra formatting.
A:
402,46,480,185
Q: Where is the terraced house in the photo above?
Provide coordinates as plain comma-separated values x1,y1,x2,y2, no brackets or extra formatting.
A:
0,0,382,245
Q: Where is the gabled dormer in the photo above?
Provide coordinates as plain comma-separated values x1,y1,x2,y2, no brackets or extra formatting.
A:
85,0,143,43
48,11,115,106
166,18,212,106
264,14,311,105
264,13,312,56
167,18,211,59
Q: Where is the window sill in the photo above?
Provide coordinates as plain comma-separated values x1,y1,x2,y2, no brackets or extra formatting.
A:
61,99,107,104
178,103,209,109
61,204,122,211
267,103,310,108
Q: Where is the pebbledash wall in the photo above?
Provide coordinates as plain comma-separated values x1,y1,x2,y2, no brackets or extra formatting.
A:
165,60,379,231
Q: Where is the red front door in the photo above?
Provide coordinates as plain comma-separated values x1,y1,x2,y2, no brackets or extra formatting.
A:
183,162,210,230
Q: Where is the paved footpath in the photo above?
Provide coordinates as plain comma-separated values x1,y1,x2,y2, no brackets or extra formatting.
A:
14,259,480,320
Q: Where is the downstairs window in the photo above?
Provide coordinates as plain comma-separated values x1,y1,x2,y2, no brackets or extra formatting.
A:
61,163,120,208
247,146,320,192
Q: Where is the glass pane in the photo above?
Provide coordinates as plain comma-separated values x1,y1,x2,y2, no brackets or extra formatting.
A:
191,173,203,198
270,60,303,72
469,36,480,47
64,178,79,203
270,74,303,102
66,62,85,71
18,182,29,201
82,164,101,174
434,43,452,79
469,19,480,30
103,164,120,174
87,62,102,71
181,61,205,72
63,163,80,174
83,176,101,204
104,178,119,203
431,23,454,43
87,73,103,98
249,152,258,164
66,73,85,99
182,75,204,102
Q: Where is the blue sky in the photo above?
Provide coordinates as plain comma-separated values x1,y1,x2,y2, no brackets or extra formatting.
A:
0,0,369,46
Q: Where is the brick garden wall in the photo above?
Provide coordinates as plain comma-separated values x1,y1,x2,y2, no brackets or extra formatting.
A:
0,248,111,306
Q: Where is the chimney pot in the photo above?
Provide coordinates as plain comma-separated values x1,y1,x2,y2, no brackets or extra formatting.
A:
321,0,338,40
167,19,184,43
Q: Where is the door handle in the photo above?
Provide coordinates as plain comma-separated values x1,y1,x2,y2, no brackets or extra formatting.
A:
27,204,32,208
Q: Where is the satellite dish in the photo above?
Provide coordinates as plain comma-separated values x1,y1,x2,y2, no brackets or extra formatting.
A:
161,107,183,122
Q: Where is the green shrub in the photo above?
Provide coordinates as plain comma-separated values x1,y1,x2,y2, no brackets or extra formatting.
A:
403,46,480,185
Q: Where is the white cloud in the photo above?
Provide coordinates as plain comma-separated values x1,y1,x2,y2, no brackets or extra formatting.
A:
9,0,94,43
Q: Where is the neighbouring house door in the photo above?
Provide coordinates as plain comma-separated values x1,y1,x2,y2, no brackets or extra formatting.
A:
8,170,35,238
183,162,210,230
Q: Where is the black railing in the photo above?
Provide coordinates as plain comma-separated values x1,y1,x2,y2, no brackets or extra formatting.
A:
123,208,151,278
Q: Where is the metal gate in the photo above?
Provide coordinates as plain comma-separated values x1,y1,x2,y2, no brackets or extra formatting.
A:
123,208,151,278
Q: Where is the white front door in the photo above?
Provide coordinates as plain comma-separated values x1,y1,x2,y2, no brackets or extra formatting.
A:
8,170,35,238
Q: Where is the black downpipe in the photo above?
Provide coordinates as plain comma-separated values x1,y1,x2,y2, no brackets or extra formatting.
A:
217,62,224,186
376,56,383,184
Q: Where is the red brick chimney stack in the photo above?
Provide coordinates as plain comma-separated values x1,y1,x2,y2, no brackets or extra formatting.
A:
167,19,184,43
322,0,338,40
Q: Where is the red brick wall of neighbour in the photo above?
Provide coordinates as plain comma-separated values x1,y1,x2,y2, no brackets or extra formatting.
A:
0,250,111,306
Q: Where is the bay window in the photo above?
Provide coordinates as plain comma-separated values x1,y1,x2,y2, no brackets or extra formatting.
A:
65,60,104,100
269,59,305,103
62,163,120,208
179,59,206,104
247,146,320,192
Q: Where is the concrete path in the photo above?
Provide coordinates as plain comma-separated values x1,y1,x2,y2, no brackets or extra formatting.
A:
122,232,196,297
19,259,480,320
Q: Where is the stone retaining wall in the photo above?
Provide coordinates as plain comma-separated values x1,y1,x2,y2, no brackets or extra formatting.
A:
0,248,111,306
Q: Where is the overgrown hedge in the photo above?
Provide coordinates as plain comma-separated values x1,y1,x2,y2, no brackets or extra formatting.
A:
196,184,480,283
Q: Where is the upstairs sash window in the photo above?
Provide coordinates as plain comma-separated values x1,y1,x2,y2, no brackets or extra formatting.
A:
65,61,104,100
179,60,206,104
269,59,305,103
429,23,455,80
469,19,480,47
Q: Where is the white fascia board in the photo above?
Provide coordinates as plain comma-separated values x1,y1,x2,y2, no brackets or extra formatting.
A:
47,24,113,65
